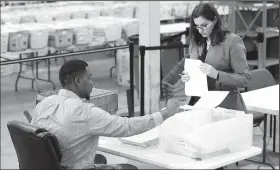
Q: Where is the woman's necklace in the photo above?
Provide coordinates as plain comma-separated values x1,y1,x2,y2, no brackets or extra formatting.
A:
206,39,211,50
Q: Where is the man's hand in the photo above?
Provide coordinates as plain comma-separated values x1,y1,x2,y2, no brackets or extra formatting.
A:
160,99,180,121
180,71,190,82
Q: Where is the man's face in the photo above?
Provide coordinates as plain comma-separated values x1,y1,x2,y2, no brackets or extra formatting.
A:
76,67,94,100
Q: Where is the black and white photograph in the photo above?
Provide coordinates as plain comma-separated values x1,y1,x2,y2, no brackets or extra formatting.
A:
0,1,279,169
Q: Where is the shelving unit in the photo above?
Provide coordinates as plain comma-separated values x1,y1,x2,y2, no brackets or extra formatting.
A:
227,0,279,69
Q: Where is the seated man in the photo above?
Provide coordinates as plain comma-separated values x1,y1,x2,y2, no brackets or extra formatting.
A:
31,59,179,169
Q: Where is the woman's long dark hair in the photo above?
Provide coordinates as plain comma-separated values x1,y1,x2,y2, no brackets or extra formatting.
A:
190,2,229,46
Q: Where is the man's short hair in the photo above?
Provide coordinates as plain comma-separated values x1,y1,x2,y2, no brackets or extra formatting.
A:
59,59,88,86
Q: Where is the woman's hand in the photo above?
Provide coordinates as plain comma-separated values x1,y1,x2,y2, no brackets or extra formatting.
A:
199,63,219,79
180,71,190,82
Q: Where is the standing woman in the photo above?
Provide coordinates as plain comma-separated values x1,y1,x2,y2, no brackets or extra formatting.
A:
180,2,251,111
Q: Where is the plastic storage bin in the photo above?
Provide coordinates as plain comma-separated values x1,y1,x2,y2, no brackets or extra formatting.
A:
22,23,50,49
36,88,118,115
8,27,29,52
159,108,253,159
52,9,71,21
160,2,175,20
86,7,103,18
1,58,13,76
1,27,9,53
48,22,74,48
1,53,25,76
114,3,136,18
100,6,116,16
96,16,139,40
70,6,93,19
35,11,54,23
118,18,139,39
116,40,130,87
89,18,122,43
65,19,93,45
1,12,21,24
19,11,37,24
172,2,188,18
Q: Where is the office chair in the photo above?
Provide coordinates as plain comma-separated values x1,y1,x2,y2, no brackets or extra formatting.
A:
7,120,115,169
7,120,65,169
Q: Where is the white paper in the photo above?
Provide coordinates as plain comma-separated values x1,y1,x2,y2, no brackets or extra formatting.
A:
179,105,194,110
119,126,159,148
184,59,208,96
194,91,230,109
180,91,230,110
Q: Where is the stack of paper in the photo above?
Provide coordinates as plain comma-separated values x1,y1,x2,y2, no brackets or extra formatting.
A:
119,126,160,148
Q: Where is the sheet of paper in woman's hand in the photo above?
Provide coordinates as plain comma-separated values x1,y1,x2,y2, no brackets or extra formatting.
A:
184,59,208,96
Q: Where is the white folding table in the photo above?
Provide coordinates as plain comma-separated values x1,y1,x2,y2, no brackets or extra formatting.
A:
98,137,262,169
242,85,279,163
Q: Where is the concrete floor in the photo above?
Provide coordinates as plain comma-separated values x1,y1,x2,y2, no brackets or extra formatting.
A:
1,52,279,169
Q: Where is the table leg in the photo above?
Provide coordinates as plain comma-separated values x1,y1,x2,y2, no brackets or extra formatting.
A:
15,55,22,92
33,60,40,93
110,43,117,78
270,115,273,138
36,58,39,78
273,115,276,152
33,52,55,90
263,114,267,163
110,66,116,78
47,58,56,90
31,61,34,89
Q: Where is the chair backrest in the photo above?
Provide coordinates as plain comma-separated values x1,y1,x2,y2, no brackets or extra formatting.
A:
7,120,63,170
247,69,275,91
